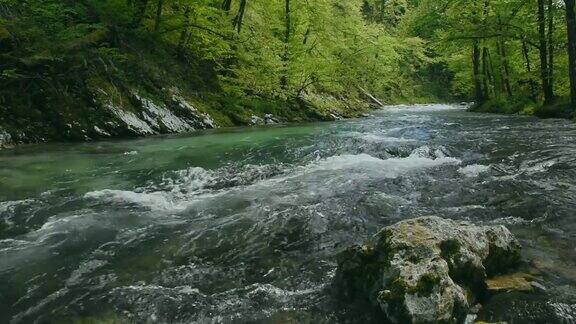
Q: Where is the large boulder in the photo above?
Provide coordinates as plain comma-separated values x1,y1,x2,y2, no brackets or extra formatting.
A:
333,216,521,324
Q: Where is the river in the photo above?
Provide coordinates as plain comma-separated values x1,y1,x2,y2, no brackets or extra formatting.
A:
1,104,575,323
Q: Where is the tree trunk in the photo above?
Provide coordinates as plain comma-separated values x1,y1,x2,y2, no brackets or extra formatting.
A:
178,5,191,51
480,0,491,99
547,0,555,96
500,39,513,96
233,0,247,33
280,0,291,90
153,0,164,33
565,0,576,107
497,16,512,97
473,40,484,103
132,0,149,27
522,39,538,100
471,0,484,103
538,0,554,104
222,0,233,11
482,47,491,99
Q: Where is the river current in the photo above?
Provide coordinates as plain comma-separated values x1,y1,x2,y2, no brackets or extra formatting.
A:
1,104,575,323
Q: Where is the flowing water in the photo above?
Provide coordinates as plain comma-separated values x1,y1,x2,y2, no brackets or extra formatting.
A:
1,104,576,323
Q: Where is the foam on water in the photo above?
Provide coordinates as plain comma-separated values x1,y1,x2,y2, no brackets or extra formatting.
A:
382,103,466,112
82,153,461,214
458,164,490,177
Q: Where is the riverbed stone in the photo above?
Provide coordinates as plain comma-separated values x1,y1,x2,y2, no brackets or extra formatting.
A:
486,273,534,294
333,216,522,324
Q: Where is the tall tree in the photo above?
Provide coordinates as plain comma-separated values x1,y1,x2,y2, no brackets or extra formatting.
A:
547,0,555,96
538,0,554,104
177,5,191,51
154,0,164,33
222,0,233,11
132,0,149,27
280,0,291,90
522,38,538,100
566,0,576,107
473,40,484,102
498,36,513,96
481,0,491,99
233,0,247,33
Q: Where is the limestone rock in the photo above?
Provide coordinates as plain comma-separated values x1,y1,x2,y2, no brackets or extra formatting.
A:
333,216,522,324
264,114,279,124
251,115,265,126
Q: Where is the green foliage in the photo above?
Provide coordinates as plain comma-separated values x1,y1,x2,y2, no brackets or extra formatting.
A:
471,96,535,115
14,0,576,143
0,0,450,113
534,100,575,119
400,0,574,111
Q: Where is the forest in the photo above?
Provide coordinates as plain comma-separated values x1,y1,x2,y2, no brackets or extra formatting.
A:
0,0,573,144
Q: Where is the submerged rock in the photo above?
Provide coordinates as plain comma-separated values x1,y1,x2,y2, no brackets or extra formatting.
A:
333,216,521,324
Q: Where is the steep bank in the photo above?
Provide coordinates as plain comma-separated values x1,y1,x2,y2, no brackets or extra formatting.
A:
0,0,455,147
0,28,376,147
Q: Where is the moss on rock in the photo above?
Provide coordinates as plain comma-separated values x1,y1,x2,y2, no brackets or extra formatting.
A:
333,216,522,324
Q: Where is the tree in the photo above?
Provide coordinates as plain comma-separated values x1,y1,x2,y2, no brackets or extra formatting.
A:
280,0,291,90
566,0,576,107
154,0,164,33
547,0,555,96
538,0,554,104
132,0,150,27
233,0,247,33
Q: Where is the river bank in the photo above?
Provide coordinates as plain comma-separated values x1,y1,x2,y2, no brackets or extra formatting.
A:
0,30,383,148
1,1,454,150
470,96,576,120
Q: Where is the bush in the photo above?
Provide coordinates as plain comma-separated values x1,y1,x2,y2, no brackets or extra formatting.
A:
470,95,535,115
534,101,575,119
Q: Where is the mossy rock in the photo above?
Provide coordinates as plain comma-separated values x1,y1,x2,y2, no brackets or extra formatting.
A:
333,216,522,324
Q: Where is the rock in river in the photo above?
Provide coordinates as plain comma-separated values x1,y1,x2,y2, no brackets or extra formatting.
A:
333,216,522,324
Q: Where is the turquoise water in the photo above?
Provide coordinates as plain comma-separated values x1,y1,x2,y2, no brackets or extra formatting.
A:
1,105,575,323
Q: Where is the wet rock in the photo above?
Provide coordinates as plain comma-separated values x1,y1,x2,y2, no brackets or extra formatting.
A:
264,114,279,124
0,127,12,148
169,92,216,129
251,115,265,126
330,113,344,121
486,273,534,294
333,216,521,324
478,291,576,323
530,281,547,293
251,114,279,126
